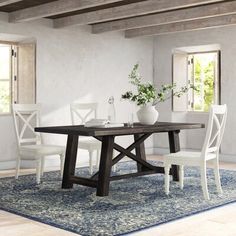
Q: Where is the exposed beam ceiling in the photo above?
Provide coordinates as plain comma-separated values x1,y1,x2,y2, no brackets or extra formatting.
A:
9,0,125,23
53,0,226,28
1,0,236,38
92,0,236,33
125,14,236,38
0,0,22,7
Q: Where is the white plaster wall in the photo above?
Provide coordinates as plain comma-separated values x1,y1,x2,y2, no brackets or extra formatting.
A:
153,25,236,160
0,13,154,169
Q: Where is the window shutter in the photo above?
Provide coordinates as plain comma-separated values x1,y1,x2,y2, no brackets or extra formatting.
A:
172,53,188,112
17,43,36,104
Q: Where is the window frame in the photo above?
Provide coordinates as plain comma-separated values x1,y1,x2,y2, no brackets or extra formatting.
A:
0,43,14,116
0,41,36,116
172,49,221,113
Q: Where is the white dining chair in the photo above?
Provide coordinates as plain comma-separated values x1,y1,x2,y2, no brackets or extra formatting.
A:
70,103,101,174
12,104,65,184
163,104,227,200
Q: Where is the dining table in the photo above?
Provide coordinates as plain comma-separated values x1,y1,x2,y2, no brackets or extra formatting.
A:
35,122,204,196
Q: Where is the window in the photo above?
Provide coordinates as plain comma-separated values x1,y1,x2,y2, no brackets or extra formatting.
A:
187,52,220,112
0,44,13,114
173,48,220,112
0,42,36,115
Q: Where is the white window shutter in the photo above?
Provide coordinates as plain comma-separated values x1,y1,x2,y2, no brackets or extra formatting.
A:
172,53,188,112
17,43,36,104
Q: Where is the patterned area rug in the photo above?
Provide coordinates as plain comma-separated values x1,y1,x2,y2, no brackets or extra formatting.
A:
0,161,235,236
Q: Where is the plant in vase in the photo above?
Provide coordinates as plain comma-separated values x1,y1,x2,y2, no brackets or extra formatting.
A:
121,64,196,125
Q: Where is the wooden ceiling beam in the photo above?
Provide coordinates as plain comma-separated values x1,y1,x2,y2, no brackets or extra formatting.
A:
9,0,125,23
53,0,226,28
125,14,236,38
92,0,236,33
0,0,22,7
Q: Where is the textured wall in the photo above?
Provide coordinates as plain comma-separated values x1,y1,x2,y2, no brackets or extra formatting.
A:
0,13,154,169
153,25,236,160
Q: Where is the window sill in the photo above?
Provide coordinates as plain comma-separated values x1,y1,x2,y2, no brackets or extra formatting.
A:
172,111,209,115
0,113,12,117
186,111,209,115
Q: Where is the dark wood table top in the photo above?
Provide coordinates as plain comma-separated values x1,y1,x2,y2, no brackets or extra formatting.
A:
35,122,205,137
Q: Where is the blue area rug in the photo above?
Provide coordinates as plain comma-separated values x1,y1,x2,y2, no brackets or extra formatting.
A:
0,161,235,236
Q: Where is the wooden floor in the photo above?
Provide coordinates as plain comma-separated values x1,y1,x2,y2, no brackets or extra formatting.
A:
0,155,235,236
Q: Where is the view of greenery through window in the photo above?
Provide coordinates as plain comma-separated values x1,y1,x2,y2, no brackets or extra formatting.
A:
188,52,218,112
0,45,11,114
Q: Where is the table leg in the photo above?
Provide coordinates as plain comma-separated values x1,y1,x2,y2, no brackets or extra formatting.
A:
168,130,180,181
62,134,79,189
96,136,114,196
134,134,149,172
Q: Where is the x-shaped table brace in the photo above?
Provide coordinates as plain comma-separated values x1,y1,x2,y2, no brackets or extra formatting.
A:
61,131,180,197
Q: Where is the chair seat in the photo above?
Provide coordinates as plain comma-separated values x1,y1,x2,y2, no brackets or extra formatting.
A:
78,137,101,150
19,144,65,158
164,151,216,166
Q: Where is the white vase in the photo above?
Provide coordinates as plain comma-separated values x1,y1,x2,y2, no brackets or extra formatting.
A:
137,105,159,125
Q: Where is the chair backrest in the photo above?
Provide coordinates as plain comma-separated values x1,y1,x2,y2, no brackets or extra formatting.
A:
201,104,227,158
70,103,98,125
12,104,41,147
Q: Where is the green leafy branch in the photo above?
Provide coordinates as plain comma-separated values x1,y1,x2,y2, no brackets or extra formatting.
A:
153,83,197,106
122,64,157,106
122,64,197,106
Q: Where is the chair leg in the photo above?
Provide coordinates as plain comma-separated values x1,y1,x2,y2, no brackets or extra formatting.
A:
112,150,117,172
60,154,65,178
200,164,210,200
112,165,117,172
89,150,93,175
179,165,184,190
36,158,42,184
15,157,21,179
96,149,100,169
40,157,45,177
164,164,171,195
213,159,223,194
